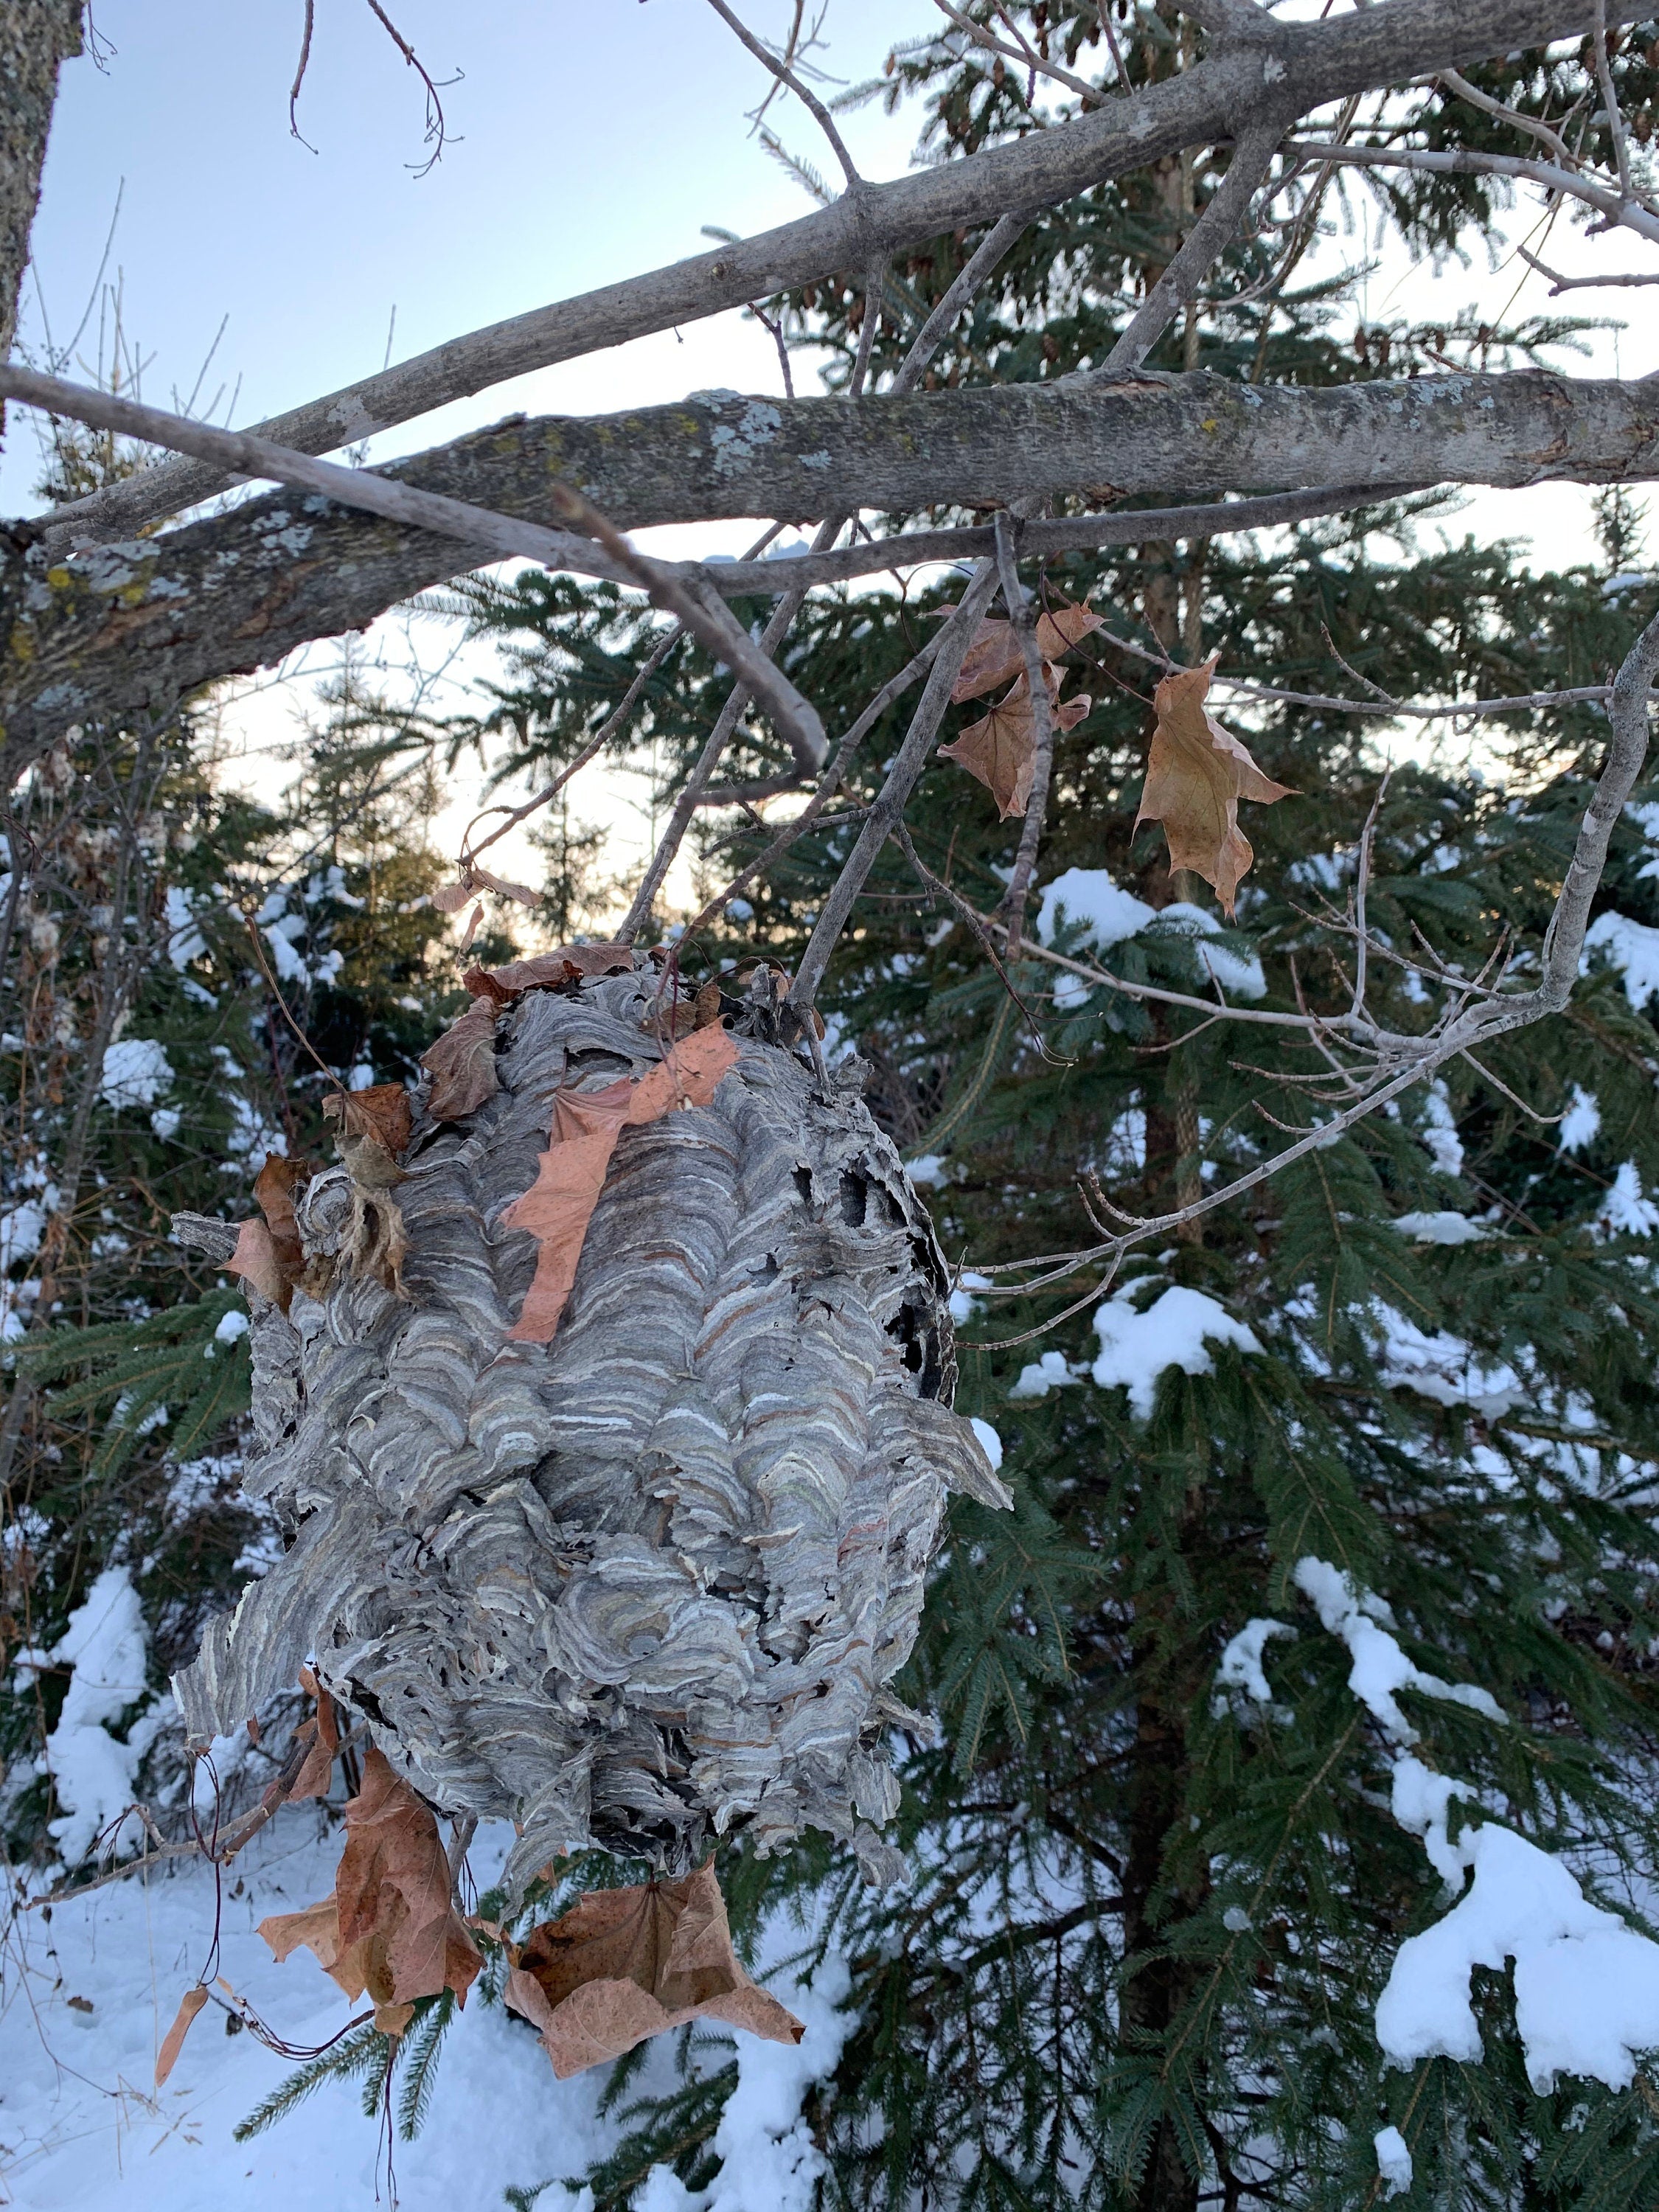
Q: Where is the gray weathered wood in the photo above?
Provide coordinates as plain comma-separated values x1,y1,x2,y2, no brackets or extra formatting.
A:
3,368,1655,785
0,2,83,369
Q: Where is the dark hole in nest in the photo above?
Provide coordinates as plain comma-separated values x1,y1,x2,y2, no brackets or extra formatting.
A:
840,1169,869,1227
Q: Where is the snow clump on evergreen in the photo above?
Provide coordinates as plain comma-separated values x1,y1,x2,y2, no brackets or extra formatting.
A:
15,1566,151,1866
1582,909,1659,1010
1036,867,1267,1006
97,1037,173,1111
1213,1617,1295,1712
1374,2125,1413,2198
1091,1283,1262,1418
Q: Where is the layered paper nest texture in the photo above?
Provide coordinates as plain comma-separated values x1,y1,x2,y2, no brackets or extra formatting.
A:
176,961,1006,1898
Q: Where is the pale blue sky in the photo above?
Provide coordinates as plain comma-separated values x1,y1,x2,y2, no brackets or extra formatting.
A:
4,0,917,512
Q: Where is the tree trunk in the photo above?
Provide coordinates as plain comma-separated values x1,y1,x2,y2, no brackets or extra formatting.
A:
0,2,82,378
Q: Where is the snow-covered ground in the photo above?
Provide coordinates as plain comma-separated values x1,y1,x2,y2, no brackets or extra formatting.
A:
0,1813,841,2211
0,1817,611,2208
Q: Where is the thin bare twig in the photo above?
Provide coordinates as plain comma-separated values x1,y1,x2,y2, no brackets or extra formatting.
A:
1280,139,1659,247
932,0,1105,109
703,0,863,189
992,514,1057,959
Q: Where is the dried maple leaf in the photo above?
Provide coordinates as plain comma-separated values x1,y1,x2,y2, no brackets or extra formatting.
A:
950,597,1104,704
502,1860,803,2079
480,944,636,996
1136,655,1293,917
939,675,1092,819
224,1215,286,1307
502,1027,740,1343
288,1664,341,1801
459,901,484,950
468,863,540,906
462,965,515,1007
155,1983,209,2086
420,1000,501,1122
254,1155,310,1281
324,1084,411,1191
259,1746,481,2034
431,882,475,914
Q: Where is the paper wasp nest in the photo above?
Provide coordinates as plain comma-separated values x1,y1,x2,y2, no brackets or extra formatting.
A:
174,959,1006,1899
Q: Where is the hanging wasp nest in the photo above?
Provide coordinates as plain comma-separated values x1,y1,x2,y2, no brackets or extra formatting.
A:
174,955,1007,1899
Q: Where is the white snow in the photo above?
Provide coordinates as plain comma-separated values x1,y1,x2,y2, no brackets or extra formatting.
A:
213,1309,250,1344
1393,1211,1486,1245
907,1153,947,1188
1419,1080,1464,1178
969,1417,1004,1472
1037,867,1155,952
1292,1558,1506,1745
949,1270,991,1325
25,1568,150,1865
98,1038,175,1113
1091,1285,1262,1419
1369,1302,1523,1417
1,1195,49,1273
1582,910,1659,1011
1557,1084,1601,1154
639,1958,852,2212
164,885,208,970
1035,869,1266,1001
1596,1161,1659,1239
0,1818,851,2212
1374,2126,1413,2197
1007,1350,1082,1400
1376,1822,1659,2093
1214,1618,1295,1706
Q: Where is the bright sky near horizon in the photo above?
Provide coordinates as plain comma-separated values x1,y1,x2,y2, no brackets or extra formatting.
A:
6,2,1649,902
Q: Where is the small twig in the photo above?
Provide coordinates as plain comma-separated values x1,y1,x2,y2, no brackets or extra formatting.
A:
932,0,1104,108
1279,139,1659,247
703,0,863,189
289,0,318,147
1517,242,1659,292
1349,769,1391,1020
894,822,1057,1057
1590,0,1634,204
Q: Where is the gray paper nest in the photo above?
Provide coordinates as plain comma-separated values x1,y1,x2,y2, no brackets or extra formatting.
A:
173,958,1007,1897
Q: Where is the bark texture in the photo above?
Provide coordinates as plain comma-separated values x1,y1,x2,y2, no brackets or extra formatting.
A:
0,1,81,364
41,0,1649,545
173,964,1006,1902
5,369,1656,787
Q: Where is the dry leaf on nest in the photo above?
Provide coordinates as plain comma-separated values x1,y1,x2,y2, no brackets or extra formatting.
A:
155,1983,210,2086
224,1216,287,1308
939,675,1092,819
287,1663,341,1801
435,868,540,913
462,965,515,1007
324,1084,412,1191
480,944,636,996
502,1860,804,2079
259,1746,481,2034
420,1000,501,1122
1136,655,1293,917
503,1026,740,1343
254,1155,311,1281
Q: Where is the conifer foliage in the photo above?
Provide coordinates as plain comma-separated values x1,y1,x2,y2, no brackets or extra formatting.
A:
454,13,1659,2208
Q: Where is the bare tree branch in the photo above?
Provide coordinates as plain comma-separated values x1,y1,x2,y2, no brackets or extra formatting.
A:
1281,137,1659,245
704,0,863,188
32,0,1651,549
1088,125,1282,378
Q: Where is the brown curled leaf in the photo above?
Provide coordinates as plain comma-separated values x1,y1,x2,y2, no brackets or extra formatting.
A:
950,597,1103,703
502,1027,740,1344
459,901,484,950
253,1154,312,1290
940,667,1092,821
224,1216,287,1308
503,1860,804,2080
1136,655,1294,917
467,864,540,906
324,1084,412,1194
259,1745,481,2013
431,882,476,914
288,1666,341,1801
155,1983,210,2086
480,943,636,996
462,965,515,1007
420,999,501,1122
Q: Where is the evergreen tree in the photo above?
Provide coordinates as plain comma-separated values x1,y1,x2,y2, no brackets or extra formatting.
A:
457,13,1659,2207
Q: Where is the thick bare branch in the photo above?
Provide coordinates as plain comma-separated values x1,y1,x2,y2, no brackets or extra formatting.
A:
34,0,1652,547
0,1,84,368
1090,127,1281,378
1281,137,1659,245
